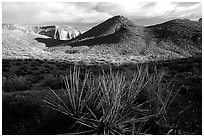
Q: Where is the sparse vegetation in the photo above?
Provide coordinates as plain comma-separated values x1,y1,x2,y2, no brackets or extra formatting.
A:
41,74,65,89
2,75,32,92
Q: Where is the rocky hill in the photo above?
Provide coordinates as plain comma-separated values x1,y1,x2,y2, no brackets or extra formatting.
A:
51,15,201,60
146,19,202,56
2,23,50,59
72,15,139,40
2,23,83,60
2,23,70,60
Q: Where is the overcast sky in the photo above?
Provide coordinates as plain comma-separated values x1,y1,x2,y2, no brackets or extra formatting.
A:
2,2,202,32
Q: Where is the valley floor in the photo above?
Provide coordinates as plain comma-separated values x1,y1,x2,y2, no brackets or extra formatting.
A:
2,56,202,135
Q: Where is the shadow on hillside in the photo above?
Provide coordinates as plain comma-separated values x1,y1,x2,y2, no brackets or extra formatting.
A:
35,38,68,47
68,34,120,47
35,34,120,48
67,27,130,47
35,35,119,48
2,56,202,77
35,27,129,48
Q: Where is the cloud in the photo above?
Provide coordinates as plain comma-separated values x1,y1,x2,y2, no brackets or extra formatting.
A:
2,2,112,25
3,3,42,24
2,2,201,29
100,2,201,18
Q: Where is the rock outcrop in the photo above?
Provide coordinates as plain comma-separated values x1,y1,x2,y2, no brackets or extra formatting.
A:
28,25,81,40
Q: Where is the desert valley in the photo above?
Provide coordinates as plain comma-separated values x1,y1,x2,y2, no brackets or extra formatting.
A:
2,3,202,135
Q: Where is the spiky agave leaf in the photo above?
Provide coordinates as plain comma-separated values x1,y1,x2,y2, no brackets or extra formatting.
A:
43,65,179,135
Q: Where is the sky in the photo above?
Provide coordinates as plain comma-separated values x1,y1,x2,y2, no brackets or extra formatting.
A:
2,2,202,32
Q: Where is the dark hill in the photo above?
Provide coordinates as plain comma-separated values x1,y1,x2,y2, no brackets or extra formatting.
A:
49,16,201,60
146,19,202,56
146,19,201,40
73,15,140,41
54,16,151,56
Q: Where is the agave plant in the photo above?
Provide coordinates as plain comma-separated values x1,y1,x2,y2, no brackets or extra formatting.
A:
43,65,179,135
43,66,92,119
71,67,159,135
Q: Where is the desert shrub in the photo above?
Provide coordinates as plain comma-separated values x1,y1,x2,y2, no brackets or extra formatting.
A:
41,74,65,89
15,70,27,76
30,62,39,67
38,68,51,74
58,67,66,71
2,66,10,72
44,64,52,68
66,46,90,54
2,91,46,135
66,50,78,54
24,58,32,62
14,62,21,66
25,75,41,84
26,70,33,75
36,59,45,64
2,59,10,65
2,75,32,92
30,66,40,71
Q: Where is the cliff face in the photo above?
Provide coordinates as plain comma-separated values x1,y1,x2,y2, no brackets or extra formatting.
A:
28,25,81,40
54,26,81,40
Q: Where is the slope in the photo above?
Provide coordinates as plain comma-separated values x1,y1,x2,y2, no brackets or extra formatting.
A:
146,19,202,56
2,24,53,59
